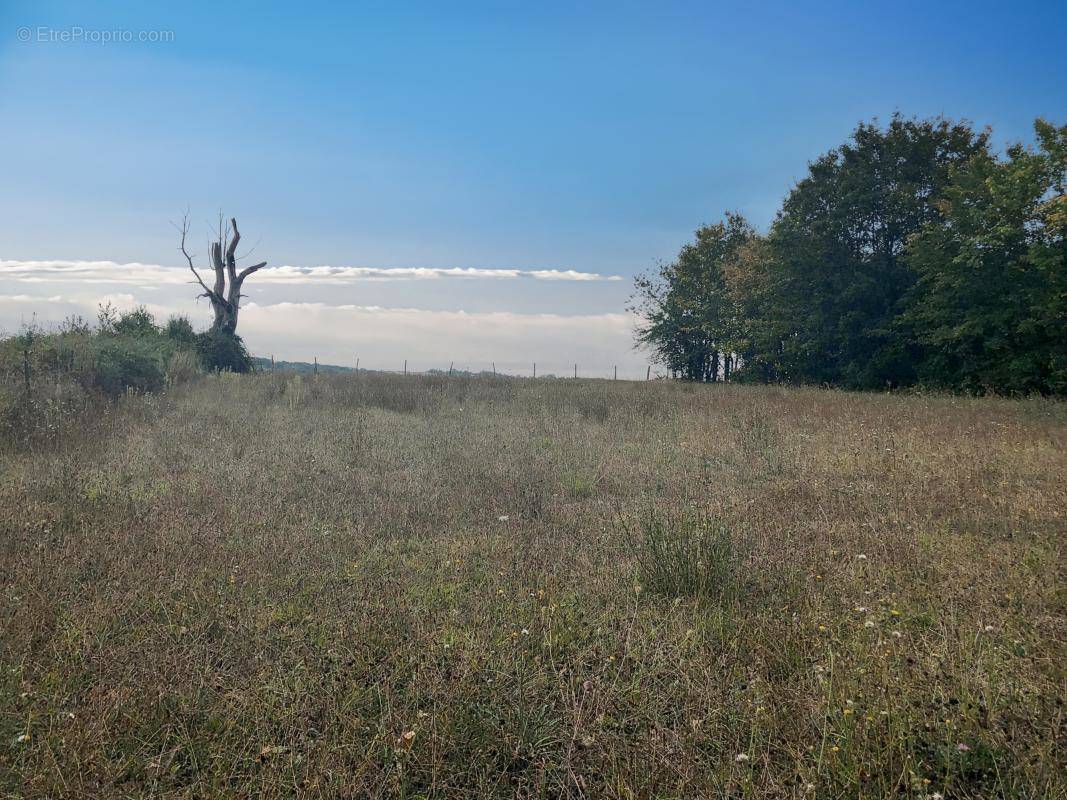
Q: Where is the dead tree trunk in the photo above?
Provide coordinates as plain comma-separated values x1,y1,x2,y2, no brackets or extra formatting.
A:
179,214,266,335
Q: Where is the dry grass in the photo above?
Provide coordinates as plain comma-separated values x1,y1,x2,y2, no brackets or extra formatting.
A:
0,373,1064,798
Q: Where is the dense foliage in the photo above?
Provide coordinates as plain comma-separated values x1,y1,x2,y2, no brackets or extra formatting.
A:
0,306,253,444
634,116,1067,394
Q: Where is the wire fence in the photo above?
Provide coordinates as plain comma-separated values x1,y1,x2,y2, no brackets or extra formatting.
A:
264,355,667,382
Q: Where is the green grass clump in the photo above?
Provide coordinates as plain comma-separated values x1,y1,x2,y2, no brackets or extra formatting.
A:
636,511,738,601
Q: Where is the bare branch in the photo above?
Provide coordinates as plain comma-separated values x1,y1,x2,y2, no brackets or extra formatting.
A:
226,217,241,266
176,213,215,298
237,261,268,281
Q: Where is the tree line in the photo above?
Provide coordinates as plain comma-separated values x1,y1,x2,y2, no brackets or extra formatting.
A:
632,116,1066,394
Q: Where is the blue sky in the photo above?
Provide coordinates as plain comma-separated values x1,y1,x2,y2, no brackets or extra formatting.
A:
1,0,1064,375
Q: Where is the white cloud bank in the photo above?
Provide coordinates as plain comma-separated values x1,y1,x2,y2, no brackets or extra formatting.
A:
0,260,624,286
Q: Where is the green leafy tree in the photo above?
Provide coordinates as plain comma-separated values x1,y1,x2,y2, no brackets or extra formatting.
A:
632,213,756,380
905,120,1067,394
760,115,989,388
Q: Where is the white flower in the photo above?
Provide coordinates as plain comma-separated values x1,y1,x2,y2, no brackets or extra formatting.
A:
734,753,749,762
497,515,510,522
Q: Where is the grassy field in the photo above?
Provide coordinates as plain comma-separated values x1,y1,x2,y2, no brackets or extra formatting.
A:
1,373,1064,798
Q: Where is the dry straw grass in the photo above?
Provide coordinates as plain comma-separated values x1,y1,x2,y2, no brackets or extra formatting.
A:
1,373,1064,798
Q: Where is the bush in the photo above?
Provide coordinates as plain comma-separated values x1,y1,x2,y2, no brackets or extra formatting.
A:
164,315,198,349
635,510,738,600
112,306,160,338
196,330,254,373
87,335,168,396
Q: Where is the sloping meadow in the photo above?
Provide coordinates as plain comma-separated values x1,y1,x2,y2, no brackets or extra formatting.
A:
1,373,1064,798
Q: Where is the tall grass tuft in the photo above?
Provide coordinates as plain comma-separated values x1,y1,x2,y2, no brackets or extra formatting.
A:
635,510,738,600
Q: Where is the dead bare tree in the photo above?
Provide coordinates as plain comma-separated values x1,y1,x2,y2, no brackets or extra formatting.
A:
178,213,267,336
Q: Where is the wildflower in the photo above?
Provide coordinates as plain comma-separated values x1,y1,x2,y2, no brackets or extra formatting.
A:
497,515,509,522
734,753,749,762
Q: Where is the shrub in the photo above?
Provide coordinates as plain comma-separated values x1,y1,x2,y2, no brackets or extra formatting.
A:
87,335,168,396
112,306,161,338
635,510,738,600
164,315,198,349
196,330,254,373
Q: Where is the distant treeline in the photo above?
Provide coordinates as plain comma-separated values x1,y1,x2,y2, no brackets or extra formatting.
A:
633,116,1066,395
